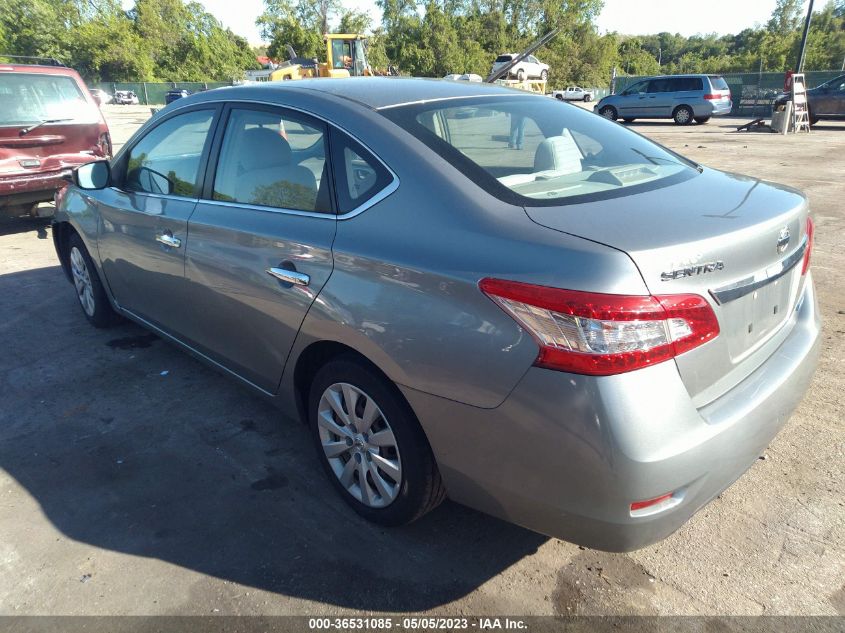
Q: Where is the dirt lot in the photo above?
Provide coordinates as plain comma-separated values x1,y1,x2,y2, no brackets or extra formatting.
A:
1,104,843,616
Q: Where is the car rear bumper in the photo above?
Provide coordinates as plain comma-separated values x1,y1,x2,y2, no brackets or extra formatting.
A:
0,168,74,208
709,100,733,116
403,276,820,551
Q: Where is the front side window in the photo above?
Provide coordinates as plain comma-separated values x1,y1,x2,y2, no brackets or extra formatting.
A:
624,81,649,95
124,109,214,197
381,96,697,206
0,73,95,126
213,108,329,213
648,78,673,93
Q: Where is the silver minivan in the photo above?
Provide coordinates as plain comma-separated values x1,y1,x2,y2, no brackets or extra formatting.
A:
595,74,732,125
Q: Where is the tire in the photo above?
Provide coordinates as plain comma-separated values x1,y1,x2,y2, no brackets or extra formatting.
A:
555,94,564,101
516,68,525,81
599,105,618,121
673,105,693,125
309,355,446,526
584,95,592,102
540,69,548,81
694,116,711,124
66,233,119,328
622,118,636,123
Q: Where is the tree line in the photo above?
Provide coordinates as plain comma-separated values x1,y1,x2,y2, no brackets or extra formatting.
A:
0,0,259,82
2,0,843,86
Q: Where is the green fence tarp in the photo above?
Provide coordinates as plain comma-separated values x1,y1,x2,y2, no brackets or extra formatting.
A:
95,81,235,105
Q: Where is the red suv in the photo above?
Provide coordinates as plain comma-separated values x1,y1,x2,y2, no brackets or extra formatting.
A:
0,60,111,218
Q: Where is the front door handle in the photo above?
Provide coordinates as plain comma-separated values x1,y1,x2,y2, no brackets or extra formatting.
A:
156,233,181,248
267,267,310,286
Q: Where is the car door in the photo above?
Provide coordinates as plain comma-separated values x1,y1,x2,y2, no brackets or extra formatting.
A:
616,80,650,117
526,56,540,78
183,104,337,393
97,105,219,334
641,77,673,117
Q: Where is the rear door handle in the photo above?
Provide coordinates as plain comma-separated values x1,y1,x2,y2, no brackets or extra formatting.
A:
267,267,310,286
156,233,181,248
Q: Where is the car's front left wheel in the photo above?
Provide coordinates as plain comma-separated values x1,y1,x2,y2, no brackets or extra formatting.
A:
309,356,445,526
67,233,119,328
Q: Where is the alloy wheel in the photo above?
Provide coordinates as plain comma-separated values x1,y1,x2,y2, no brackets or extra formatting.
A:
317,382,402,508
70,246,95,317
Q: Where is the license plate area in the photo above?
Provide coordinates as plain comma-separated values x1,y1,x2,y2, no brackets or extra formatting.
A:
722,270,798,362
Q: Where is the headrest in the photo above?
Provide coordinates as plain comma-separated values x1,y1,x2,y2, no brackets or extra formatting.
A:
238,127,292,172
533,131,583,174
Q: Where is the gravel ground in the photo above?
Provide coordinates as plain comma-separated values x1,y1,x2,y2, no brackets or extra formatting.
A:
0,104,842,616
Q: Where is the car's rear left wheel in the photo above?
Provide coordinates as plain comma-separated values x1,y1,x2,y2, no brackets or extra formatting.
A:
673,105,693,125
540,70,548,81
309,356,445,526
67,233,119,328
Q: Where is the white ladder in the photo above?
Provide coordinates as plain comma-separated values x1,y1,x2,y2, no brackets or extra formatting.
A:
792,73,811,133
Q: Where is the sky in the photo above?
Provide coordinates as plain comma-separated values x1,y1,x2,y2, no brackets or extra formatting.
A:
122,0,799,45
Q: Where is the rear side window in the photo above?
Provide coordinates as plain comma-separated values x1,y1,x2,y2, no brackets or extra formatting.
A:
495,55,513,63
330,130,393,213
0,72,94,126
672,77,703,91
212,108,330,213
709,76,729,91
124,109,213,197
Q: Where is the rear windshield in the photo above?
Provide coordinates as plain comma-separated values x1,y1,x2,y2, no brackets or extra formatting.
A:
495,55,513,63
709,76,729,91
0,72,94,126
380,96,697,206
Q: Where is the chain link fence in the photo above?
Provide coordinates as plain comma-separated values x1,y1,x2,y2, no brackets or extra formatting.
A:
613,71,843,117
93,81,235,105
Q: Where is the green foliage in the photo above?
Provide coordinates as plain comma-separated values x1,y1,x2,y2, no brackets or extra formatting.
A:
3,0,842,88
0,0,258,82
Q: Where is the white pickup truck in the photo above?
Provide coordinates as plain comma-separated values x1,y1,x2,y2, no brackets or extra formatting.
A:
552,86,595,102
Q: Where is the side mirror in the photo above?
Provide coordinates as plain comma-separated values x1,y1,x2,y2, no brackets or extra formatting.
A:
74,160,111,190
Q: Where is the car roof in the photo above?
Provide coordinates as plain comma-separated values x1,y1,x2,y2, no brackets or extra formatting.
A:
205,77,529,111
0,64,80,77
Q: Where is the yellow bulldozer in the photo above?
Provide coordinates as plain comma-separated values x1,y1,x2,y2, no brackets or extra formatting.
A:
270,34,391,81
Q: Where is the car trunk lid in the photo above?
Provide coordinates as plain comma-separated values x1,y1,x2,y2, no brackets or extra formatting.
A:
524,168,810,406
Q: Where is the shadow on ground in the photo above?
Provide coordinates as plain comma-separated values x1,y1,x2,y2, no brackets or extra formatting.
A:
0,265,547,611
0,216,50,238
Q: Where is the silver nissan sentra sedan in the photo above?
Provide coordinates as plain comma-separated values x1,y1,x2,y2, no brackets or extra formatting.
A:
52,78,820,551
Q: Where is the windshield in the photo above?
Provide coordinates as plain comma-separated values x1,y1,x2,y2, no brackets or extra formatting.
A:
0,73,95,126
380,96,697,206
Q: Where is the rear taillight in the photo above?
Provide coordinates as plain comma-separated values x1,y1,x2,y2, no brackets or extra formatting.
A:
479,279,720,376
703,93,721,100
801,216,814,275
98,132,112,158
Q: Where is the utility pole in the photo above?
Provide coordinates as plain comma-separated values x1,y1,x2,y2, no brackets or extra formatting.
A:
795,0,815,73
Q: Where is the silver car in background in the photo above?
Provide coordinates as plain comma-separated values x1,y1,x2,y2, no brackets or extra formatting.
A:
595,74,733,124
53,79,818,551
